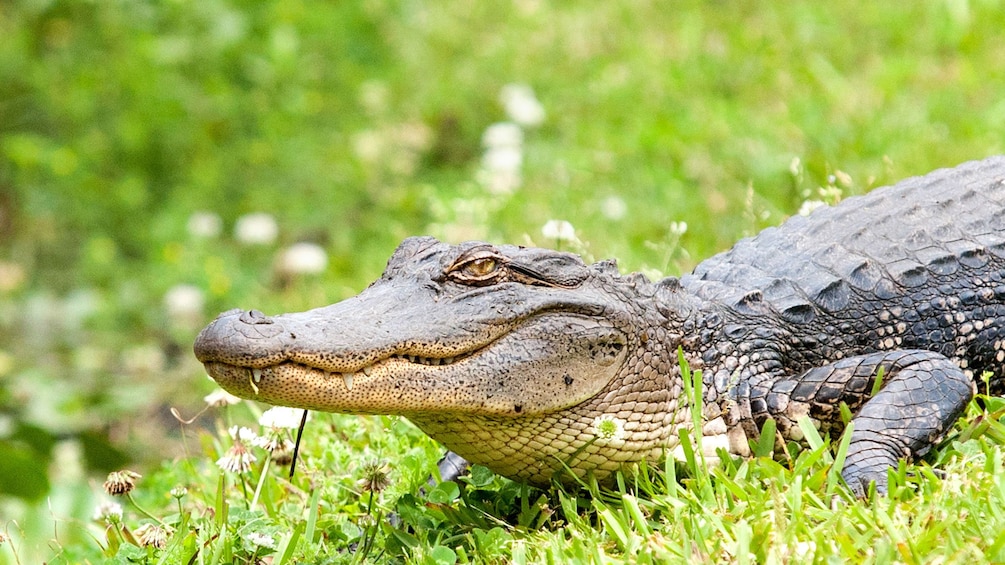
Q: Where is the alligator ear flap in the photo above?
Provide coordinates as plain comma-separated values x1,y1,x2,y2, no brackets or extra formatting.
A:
593,259,619,274
655,277,693,318
506,247,590,288
656,277,681,291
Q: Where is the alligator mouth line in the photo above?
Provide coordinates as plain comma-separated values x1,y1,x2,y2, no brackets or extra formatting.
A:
242,347,482,392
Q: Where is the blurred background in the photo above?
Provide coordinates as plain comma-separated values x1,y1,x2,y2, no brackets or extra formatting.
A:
1,0,1004,555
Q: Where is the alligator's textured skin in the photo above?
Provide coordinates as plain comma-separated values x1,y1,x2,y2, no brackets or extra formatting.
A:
196,157,1005,494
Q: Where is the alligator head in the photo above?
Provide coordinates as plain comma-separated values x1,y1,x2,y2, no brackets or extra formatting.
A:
195,236,693,486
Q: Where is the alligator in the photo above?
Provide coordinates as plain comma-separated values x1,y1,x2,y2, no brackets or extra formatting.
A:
195,157,1005,494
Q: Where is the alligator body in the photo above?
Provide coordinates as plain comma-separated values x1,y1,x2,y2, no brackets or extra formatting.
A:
195,157,1005,493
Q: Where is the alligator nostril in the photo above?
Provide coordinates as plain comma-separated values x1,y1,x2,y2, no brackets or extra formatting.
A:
239,309,274,325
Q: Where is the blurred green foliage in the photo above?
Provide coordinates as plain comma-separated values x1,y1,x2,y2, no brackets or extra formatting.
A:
1,0,1005,559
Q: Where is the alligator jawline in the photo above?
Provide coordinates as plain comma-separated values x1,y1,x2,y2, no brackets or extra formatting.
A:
242,346,484,390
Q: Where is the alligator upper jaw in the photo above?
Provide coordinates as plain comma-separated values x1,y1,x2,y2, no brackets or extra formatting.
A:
193,304,497,375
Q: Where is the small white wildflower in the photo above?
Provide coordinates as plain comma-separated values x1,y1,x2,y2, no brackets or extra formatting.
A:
92,500,123,522
352,129,384,164
216,442,257,473
275,242,328,275
601,195,627,221
234,212,279,245
789,156,802,177
228,425,259,443
591,415,626,442
259,406,307,429
103,470,141,496
541,219,577,243
481,122,523,149
478,145,524,194
0,261,26,293
253,432,293,453
357,459,392,493
668,221,688,236
798,199,826,216
500,83,545,127
134,523,172,549
187,211,222,238
204,388,242,407
482,145,523,174
246,531,277,549
164,284,204,321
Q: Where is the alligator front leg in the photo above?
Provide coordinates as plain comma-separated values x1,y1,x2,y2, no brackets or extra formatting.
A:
745,350,974,495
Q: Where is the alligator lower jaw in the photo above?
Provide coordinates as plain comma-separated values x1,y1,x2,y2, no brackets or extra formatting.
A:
202,353,479,415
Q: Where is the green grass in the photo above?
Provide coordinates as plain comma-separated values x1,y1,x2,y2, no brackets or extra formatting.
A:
28,372,1005,563
3,0,1005,562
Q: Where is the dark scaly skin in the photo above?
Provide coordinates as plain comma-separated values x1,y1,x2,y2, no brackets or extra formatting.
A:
195,157,1005,494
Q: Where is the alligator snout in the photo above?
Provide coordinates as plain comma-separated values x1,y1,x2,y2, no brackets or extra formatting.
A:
194,308,289,367
238,309,274,325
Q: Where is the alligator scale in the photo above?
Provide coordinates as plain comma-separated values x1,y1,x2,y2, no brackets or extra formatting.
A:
196,157,1005,494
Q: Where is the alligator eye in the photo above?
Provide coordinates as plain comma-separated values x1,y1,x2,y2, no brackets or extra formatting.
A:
447,251,505,285
464,257,497,277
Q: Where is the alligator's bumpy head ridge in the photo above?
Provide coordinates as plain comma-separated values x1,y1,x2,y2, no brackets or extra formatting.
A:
195,236,691,485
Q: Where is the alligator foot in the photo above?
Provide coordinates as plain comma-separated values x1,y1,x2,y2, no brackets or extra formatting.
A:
752,349,974,496
435,451,471,484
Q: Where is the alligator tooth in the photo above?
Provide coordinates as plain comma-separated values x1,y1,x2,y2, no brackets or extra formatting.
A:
443,357,454,364
362,365,372,376
252,368,263,383
342,372,354,391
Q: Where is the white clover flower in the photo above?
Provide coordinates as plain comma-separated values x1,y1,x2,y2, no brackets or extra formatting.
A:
601,196,627,221
216,442,257,473
253,432,293,453
259,406,307,429
275,242,328,275
352,129,384,164
479,168,522,194
541,219,577,243
668,221,688,236
187,211,223,238
164,284,204,321
798,200,826,216
234,212,279,245
228,425,259,442
479,146,524,194
500,83,545,127
92,500,123,522
482,122,523,149
204,388,242,407
134,523,171,549
591,415,626,442
246,531,277,549
482,145,523,174
0,261,26,293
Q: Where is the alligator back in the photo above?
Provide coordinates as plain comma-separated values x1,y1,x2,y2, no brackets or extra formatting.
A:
682,157,1005,379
